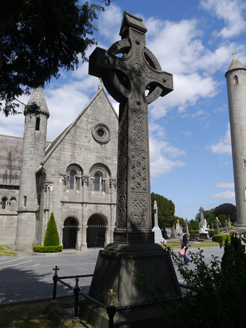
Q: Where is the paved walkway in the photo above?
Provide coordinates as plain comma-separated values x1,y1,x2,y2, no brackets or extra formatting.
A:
0,246,223,305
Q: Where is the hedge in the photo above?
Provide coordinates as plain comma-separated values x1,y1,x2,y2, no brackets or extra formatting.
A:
212,234,231,243
33,245,63,253
190,230,199,233
209,229,216,237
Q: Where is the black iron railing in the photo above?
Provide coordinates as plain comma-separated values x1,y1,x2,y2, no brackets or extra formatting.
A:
51,266,184,327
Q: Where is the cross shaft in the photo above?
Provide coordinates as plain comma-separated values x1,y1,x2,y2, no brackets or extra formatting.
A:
89,11,173,244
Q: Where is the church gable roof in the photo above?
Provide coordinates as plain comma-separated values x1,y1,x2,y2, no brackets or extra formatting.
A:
43,84,118,164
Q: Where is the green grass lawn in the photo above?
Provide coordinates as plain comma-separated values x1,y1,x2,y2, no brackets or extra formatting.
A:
0,246,17,257
163,242,219,249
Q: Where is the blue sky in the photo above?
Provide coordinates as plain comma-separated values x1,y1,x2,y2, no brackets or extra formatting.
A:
1,0,246,220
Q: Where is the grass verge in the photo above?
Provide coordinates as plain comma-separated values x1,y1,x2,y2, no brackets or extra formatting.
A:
0,246,17,257
163,242,219,249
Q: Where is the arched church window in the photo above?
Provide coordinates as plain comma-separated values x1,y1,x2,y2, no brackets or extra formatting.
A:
70,171,76,190
35,117,40,130
94,173,101,191
24,196,27,207
2,197,7,209
234,75,239,84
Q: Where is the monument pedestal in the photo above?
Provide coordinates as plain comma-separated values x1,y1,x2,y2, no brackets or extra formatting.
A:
229,224,246,235
199,233,208,240
80,243,181,327
80,298,163,328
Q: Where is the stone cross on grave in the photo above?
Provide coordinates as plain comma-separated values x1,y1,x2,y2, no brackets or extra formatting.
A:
215,217,221,235
89,11,173,244
224,220,228,233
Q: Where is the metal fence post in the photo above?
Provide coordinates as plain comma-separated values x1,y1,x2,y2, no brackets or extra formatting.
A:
51,266,59,304
73,275,81,324
107,306,116,328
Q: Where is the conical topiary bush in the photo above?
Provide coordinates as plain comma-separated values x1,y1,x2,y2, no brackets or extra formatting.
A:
44,212,60,246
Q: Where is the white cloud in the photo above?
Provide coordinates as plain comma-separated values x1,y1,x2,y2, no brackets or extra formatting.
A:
215,182,234,188
98,4,122,42
150,73,218,119
210,190,235,201
211,123,231,155
201,0,246,38
149,136,186,178
181,131,193,137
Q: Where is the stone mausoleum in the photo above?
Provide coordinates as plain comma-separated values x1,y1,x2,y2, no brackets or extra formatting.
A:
0,83,118,251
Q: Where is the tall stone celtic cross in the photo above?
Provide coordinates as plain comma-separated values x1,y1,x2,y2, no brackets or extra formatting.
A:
89,11,173,244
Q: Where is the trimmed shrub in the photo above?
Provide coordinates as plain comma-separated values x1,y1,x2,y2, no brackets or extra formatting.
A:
212,234,231,243
33,245,63,253
44,212,60,246
190,230,199,233
228,226,233,230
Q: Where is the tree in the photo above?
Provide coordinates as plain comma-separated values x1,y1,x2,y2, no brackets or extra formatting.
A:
174,216,185,227
134,235,246,327
44,212,60,246
151,193,175,229
214,203,237,222
188,219,199,231
0,0,110,116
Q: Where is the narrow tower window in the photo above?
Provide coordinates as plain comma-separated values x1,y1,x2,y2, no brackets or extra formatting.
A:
94,173,101,191
24,196,27,207
35,117,40,130
244,160,246,168
234,75,239,84
70,171,75,190
2,197,7,209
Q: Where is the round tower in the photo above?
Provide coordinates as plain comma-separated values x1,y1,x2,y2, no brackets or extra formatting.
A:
16,87,49,250
225,53,246,232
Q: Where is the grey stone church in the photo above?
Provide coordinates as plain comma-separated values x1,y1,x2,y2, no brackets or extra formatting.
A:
0,83,118,251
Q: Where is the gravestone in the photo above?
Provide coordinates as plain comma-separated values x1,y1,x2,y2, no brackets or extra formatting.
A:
212,223,214,229
175,219,182,238
228,216,231,227
225,220,228,233
215,217,221,235
199,206,209,239
185,218,190,238
152,200,166,244
80,11,181,327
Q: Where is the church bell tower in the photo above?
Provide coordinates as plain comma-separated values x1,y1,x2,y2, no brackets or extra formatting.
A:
16,87,49,251
225,53,246,232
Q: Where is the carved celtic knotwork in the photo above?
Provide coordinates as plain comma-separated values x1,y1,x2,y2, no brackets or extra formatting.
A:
89,11,173,244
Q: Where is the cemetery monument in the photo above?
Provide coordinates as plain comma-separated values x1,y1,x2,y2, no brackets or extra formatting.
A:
80,11,181,326
199,206,209,239
152,200,166,244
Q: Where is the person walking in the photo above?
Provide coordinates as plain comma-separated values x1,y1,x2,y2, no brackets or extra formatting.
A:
181,228,189,265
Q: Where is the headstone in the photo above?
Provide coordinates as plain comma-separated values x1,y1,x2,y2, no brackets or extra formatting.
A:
224,220,228,233
80,12,181,325
164,227,171,239
185,218,190,238
152,201,166,244
215,217,221,235
199,206,209,238
170,224,176,238
212,223,214,229
175,219,182,238
228,216,231,227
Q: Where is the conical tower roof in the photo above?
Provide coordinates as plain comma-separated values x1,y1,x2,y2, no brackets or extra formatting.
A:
24,87,50,117
226,53,246,77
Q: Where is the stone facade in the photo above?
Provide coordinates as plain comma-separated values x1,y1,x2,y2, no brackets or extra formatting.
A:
0,84,118,251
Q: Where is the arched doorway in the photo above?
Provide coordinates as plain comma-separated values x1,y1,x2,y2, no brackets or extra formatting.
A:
87,214,106,248
63,217,78,249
